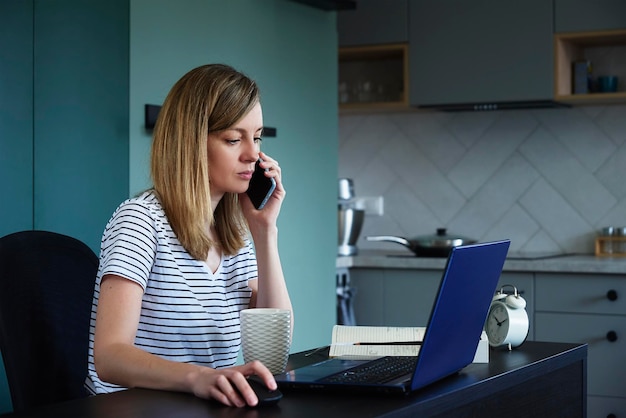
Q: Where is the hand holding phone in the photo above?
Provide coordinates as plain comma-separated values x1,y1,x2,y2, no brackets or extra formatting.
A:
246,159,276,210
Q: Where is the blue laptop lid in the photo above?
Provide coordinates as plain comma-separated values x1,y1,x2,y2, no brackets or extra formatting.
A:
411,239,510,390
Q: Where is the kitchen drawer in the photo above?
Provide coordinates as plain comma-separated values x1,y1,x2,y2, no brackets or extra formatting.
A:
588,395,626,418
535,312,626,397
535,273,626,315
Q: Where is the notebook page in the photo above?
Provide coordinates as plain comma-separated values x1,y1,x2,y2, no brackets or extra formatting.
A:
329,326,425,358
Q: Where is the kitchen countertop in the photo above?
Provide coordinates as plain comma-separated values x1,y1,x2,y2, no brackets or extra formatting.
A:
336,250,626,275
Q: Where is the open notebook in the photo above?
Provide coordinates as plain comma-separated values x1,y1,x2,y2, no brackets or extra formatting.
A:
274,239,510,394
328,325,489,363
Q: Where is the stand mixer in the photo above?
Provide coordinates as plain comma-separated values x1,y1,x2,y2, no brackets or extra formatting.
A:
338,179,364,256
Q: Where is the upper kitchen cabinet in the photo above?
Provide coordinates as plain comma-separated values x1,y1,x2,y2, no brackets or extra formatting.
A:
555,0,626,33
337,0,408,47
553,0,626,105
409,0,554,109
338,0,409,111
554,30,626,104
339,44,409,111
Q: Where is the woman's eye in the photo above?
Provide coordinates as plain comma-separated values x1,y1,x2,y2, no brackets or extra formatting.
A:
226,139,240,145
254,137,263,143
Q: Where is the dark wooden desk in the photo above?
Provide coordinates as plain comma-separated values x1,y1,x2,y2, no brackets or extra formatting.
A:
2,341,587,418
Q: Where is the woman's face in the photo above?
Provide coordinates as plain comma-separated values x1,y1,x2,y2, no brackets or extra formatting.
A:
207,102,263,200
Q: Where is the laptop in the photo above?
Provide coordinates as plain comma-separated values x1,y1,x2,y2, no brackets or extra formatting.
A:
274,239,510,394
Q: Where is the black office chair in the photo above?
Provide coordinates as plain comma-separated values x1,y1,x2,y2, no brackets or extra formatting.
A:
0,230,98,412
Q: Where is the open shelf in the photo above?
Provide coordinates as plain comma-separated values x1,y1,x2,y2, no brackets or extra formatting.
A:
339,43,409,112
554,29,626,104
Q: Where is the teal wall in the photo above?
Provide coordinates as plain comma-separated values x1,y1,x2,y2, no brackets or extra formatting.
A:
0,0,130,252
0,0,337,413
33,0,130,250
0,0,34,239
0,5,32,412
129,0,338,354
0,0,130,413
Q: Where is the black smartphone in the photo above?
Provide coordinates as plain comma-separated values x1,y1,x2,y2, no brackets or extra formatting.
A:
246,159,276,209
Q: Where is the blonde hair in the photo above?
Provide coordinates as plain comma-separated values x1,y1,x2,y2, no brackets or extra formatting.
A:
150,64,260,260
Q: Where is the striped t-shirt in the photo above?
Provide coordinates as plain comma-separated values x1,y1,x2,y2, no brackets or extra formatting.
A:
85,190,255,394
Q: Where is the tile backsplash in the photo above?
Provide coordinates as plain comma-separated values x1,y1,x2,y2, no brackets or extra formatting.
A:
339,105,626,254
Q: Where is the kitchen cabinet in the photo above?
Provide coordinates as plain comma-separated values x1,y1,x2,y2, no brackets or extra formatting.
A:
554,30,626,104
337,0,409,111
554,0,626,106
338,44,409,111
348,268,440,327
337,0,408,47
553,0,626,105
555,0,626,33
408,0,554,108
347,268,534,340
338,0,626,111
339,252,626,414
535,273,626,418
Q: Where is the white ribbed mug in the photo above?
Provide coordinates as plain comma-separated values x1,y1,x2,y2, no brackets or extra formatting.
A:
240,308,291,374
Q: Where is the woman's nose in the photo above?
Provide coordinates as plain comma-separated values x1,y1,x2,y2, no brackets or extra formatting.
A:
243,142,259,162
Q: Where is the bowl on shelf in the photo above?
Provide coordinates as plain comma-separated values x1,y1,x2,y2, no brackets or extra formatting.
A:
597,76,618,93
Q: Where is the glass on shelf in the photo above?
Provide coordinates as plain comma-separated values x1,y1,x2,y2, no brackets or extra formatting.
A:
338,43,408,107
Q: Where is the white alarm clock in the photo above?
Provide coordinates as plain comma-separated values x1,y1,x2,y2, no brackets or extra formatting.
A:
485,284,529,350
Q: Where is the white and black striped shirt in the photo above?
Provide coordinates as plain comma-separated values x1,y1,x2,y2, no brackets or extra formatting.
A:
85,191,255,394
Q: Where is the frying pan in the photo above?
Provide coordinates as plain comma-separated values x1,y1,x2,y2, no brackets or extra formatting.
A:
366,228,477,257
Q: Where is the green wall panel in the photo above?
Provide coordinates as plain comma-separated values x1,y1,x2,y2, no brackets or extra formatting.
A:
0,0,130,412
0,0,33,413
0,0,34,239
33,0,129,252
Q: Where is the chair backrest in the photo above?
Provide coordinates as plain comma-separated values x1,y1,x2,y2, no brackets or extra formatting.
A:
0,230,98,412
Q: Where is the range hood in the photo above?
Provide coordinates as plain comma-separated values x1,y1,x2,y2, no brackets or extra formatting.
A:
418,100,570,112
289,0,356,11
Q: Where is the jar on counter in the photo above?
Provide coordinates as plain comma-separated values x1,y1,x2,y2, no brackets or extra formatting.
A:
599,226,615,254
615,227,626,254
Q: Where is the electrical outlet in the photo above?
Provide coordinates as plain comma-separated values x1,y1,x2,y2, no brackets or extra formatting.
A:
355,196,384,216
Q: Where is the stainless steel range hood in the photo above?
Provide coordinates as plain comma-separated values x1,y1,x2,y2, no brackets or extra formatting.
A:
289,0,356,11
418,100,570,112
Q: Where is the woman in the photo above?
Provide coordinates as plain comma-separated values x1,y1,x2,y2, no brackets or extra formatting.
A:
85,64,292,408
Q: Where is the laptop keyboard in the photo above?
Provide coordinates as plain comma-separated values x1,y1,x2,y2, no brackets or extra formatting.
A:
320,356,417,384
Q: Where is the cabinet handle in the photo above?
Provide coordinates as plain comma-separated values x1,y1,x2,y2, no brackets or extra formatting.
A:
606,331,618,342
606,289,618,301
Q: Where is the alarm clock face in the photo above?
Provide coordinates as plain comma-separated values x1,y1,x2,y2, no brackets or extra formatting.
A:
486,303,510,346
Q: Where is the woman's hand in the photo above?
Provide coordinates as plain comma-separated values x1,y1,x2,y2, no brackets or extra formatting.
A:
190,361,277,407
239,151,285,232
